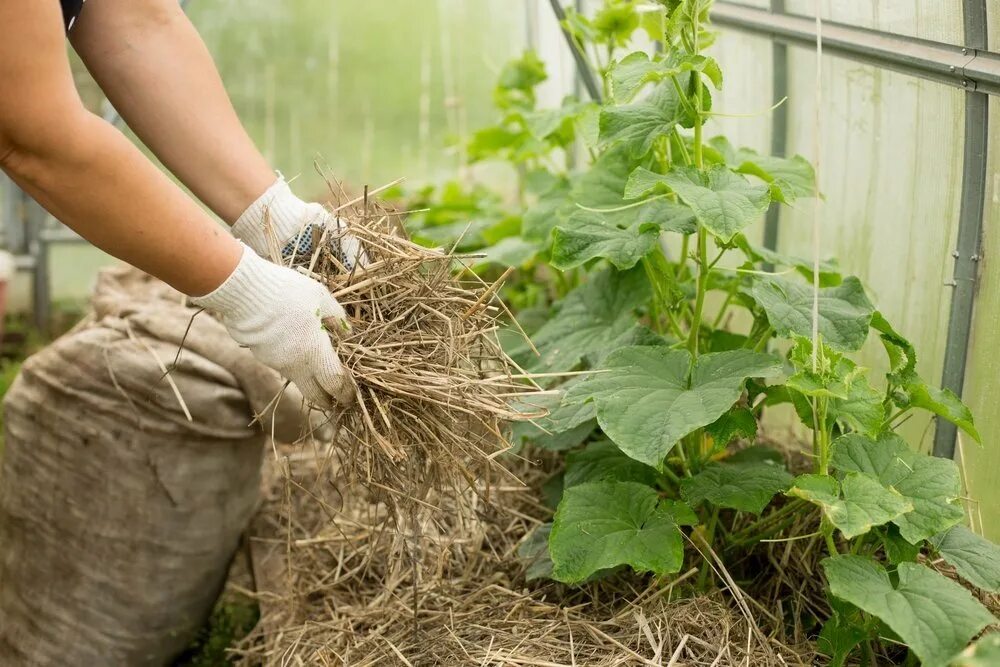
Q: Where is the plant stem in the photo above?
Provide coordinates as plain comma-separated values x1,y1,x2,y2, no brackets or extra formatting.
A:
687,229,709,356
696,507,720,591
730,499,807,543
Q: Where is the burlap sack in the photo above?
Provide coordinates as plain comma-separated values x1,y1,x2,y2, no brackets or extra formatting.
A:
0,266,306,666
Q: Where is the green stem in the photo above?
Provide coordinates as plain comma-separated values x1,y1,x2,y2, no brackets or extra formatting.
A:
753,326,774,352
711,289,735,329
696,507,720,590
881,407,912,431
672,128,693,167
676,234,691,279
687,229,709,356
823,518,840,556
730,499,807,542
817,398,831,475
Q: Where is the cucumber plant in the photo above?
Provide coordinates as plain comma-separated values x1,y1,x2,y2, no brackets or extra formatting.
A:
408,1,1000,664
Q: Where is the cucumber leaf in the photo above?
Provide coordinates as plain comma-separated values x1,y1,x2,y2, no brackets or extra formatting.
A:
563,440,660,488
659,166,770,242
680,459,793,514
526,267,654,372
751,276,875,352
930,525,1000,593
823,556,995,667
550,481,696,583
830,434,965,544
565,347,782,466
789,473,912,539
599,82,686,158
551,212,660,270
509,390,596,451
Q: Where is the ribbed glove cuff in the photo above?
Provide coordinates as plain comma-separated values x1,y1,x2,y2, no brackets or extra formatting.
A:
232,177,319,256
190,244,284,320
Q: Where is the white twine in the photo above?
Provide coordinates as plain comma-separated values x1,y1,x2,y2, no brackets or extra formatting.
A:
810,3,823,372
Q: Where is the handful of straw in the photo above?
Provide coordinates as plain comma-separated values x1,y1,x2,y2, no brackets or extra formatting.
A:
265,180,541,539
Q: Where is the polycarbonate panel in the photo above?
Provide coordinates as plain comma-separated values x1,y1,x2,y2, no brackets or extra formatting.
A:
189,0,529,195
777,46,965,450
955,102,1000,541
783,0,964,44
707,29,774,156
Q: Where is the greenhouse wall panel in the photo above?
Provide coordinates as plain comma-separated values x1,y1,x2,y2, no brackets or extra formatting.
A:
776,47,965,450
783,0,964,43
954,101,1000,541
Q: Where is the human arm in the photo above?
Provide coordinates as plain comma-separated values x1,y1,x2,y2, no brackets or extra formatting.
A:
0,0,351,406
67,0,275,225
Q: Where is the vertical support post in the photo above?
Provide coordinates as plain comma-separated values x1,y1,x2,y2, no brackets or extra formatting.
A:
933,0,989,459
761,0,787,262
547,0,603,103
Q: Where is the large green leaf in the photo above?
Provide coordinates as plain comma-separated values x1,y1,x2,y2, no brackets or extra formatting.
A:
563,440,660,488
609,51,722,103
576,150,696,233
831,434,965,544
823,556,995,667
736,154,816,204
751,276,875,352
909,383,982,444
704,407,758,448
551,212,660,270
550,481,697,583
509,390,596,451
599,82,686,158
660,166,770,242
707,137,817,204
789,473,912,539
527,267,654,372
930,525,1000,593
870,314,981,443
565,347,782,466
680,459,793,514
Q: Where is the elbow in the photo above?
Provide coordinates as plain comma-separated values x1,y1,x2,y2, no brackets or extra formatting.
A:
0,106,98,188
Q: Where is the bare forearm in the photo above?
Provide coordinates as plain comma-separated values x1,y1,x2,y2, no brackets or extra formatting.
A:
70,0,274,223
3,112,240,296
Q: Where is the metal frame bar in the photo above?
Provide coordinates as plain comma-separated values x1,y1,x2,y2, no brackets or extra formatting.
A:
712,2,1000,95
933,0,990,458
547,0,604,103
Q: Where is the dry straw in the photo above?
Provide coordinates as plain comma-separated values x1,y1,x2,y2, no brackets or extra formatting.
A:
259,177,543,557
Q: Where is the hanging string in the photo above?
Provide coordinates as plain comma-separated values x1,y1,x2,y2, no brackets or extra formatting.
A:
810,3,823,372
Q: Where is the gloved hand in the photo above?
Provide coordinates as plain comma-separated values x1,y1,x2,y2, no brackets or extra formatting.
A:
191,244,353,408
232,177,367,269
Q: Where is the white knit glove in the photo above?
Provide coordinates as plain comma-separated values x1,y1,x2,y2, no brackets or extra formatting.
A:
191,244,353,408
233,177,367,269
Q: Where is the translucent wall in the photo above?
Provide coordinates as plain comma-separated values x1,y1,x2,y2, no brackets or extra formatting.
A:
776,47,966,450
784,1,964,43
956,101,1000,541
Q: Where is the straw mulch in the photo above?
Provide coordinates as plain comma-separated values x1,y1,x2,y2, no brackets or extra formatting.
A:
233,448,818,666
232,186,819,665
